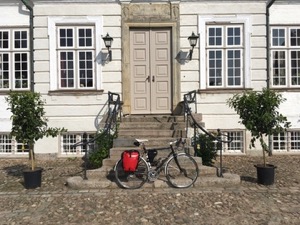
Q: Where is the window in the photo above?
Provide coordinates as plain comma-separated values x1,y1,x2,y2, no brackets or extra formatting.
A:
61,133,95,155
0,134,29,154
48,16,103,91
207,25,243,88
57,26,95,89
221,130,244,153
273,131,300,152
207,130,244,153
271,27,300,87
198,16,251,90
0,29,29,90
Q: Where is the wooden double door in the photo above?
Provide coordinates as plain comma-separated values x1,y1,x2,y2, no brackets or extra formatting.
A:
130,28,172,114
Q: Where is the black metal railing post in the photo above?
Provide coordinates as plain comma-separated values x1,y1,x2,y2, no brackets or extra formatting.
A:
83,132,88,180
217,129,223,177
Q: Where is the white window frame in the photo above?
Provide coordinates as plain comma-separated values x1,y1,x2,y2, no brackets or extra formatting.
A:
48,16,103,91
57,26,95,89
220,130,245,153
0,133,29,155
198,15,252,90
60,133,95,156
0,28,30,91
271,27,300,88
272,130,300,152
206,25,244,88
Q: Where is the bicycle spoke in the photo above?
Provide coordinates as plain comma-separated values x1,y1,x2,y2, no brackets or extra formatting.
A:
114,158,149,189
166,154,199,188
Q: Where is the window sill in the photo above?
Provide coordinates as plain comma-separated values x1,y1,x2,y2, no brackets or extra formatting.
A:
270,87,300,92
48,89,104,96
0,90,31,95
197,88,252,94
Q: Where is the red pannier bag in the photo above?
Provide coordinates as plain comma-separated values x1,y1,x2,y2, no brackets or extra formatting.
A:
122,150,140,172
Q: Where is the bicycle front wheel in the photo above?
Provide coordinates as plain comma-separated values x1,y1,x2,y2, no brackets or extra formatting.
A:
114,157,149,189
165,153,199,188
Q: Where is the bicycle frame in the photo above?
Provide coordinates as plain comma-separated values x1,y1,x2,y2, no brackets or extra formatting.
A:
137,139,187,181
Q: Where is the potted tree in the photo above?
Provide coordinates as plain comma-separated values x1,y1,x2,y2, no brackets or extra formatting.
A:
227,88,290,185
6,91,66,189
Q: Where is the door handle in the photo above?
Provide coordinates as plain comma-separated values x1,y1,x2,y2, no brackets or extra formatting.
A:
146,76,150,82
152,76,155,82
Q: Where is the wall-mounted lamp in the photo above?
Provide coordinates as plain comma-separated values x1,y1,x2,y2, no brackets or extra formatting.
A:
102,33,113,61
188,32,199,60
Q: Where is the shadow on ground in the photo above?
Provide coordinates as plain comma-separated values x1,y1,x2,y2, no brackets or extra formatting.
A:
3,164,27,177
241,176,257,184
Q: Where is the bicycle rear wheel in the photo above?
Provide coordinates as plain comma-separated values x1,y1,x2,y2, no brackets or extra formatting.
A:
165,153,199,188
114,157,149,189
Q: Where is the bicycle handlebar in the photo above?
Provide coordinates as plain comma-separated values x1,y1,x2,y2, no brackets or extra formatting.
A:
169,138,186,146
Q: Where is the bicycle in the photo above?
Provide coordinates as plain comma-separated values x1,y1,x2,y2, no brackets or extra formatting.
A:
114,138,199,189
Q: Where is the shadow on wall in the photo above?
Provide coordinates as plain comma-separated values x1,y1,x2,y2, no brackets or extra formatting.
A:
172,101,185,116
175,50,191,65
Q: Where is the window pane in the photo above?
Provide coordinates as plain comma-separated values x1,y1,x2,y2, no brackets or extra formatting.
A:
272,28,285,46
208,27,222,46
227,131,244,153
62,133,94,154
291,131,300,150
208,50,222,86
227,27,241,46
14,53,28,89
16,143,29,153
291,51,300,85
14,31,28,49
79,51,93,88
290,29,300,46
0,53,10,89
78,28,93,47
60,51,74,88
0,134,12,153
63,134,77,153
273,132,286,151
59,28,73,47
227,50,241,86
272,51,286,86
0,31,9,49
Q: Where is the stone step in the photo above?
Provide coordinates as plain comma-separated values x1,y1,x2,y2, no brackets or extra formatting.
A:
122,115,186,123
95,164,216,178
113,137,187,148
66,172,240,189
119,122,186,130
87,157,216,180
118,129,186,138
108,146,195,160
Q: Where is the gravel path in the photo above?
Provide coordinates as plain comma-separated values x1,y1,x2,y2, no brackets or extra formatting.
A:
0,155,299,225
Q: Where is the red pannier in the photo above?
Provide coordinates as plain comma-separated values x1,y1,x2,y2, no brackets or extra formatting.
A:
122,150,140,172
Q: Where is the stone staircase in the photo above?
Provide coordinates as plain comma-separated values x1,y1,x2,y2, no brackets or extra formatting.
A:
66,115,240,189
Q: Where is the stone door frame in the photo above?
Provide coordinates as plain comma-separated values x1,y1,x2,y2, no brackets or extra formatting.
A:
121,2,180,115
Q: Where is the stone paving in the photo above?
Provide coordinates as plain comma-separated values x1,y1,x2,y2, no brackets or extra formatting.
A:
0,155,299,225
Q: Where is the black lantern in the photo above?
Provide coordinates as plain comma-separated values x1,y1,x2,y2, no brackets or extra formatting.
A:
188,32,199,60
102,33,113,61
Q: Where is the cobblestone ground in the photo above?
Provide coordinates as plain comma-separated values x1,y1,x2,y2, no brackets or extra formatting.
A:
0,155,299,225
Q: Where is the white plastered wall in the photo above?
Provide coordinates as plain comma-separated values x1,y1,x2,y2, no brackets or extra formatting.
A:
0,4,29,133
179,1,267,154
32,2,122,155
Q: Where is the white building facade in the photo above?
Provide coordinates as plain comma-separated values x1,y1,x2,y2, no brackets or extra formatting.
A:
0,0,300,157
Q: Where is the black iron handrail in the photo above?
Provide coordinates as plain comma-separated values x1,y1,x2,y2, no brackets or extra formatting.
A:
72,91,122,179
183,90,232,177
104,91,122,135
